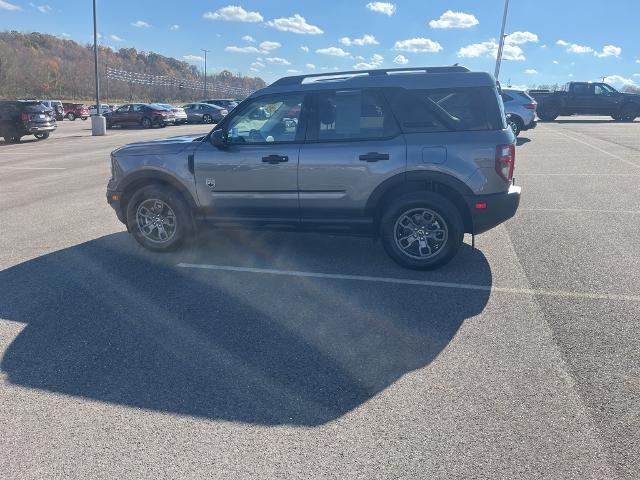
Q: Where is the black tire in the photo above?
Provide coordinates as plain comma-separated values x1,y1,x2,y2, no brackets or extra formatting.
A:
202,114,213,124
126,185,193,252
620,104,638,122
537,105,559,122
141,117,153,129
1,124,20,143
81,117,88,121
159,122,167,128
507,115,523,137
34,132,50,140
67,112,76,121
611,114,623,121
380,191,464,270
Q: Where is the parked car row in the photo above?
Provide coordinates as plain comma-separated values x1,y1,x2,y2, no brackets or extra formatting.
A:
103,102,230,129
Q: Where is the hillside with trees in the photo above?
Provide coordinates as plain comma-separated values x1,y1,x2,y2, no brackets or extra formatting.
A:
0,31,266,102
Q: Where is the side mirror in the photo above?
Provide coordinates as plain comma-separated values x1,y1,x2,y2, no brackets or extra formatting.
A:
210,129,227,147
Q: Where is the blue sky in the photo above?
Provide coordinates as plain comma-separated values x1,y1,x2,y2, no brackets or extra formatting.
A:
1,0,639,88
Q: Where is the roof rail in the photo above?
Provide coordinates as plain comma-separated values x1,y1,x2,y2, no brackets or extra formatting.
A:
270,65,471,87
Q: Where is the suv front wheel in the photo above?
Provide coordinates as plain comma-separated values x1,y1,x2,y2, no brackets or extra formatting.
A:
126,185,192,251
380,192,464,270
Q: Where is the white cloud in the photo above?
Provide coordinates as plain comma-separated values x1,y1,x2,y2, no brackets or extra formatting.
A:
393,54,409,65
636,59,640,64
0,1,21,11
567,43,593,54
131,20,150,28
250,68,260,73
259,41,281,52
316,47,351,57
60,33,71,37
353,53,384,70
595,45,621,58
242,35,255,43
305,63,316,69
266,57,291,66
604,75,635,86
457,40,525,61
556,40,569,46
224,45,261,54
355,55,366,61
366,2,396,16
287,69,302,74
429,10,479,29
525,69,538,74
183,55,205,62
266,14,323,34
340,34,378,47
250,61,265,69
506,31,538,45
568,73,574,77
30,3,51,13
552,60,559,64
204,5,263,22
394,37,442,53
301,46,309,52
169,25,180,31
110,35,124,42
633,74,640,77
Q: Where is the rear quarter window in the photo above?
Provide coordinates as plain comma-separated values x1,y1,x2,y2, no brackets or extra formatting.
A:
385,86,505,133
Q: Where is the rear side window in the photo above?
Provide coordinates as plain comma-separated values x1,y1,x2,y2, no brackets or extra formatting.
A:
501,93,514,102
386,86,504,133
308,89,399,141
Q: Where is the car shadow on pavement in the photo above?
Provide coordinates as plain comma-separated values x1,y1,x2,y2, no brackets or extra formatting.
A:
516,137,531,146
0,231,492,426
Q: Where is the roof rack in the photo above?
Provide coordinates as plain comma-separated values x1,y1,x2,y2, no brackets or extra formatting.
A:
270,65,471,87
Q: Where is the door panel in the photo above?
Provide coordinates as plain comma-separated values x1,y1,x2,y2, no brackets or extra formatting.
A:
194,142,300,219
298,137,406,218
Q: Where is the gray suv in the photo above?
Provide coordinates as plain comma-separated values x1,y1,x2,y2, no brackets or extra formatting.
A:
107,66,520,269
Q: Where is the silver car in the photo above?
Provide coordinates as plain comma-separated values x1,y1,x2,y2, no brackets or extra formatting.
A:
182,103,228,124
501,88,537,136
107,66,520,270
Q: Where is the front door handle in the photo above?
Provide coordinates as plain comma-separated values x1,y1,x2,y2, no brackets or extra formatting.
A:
359,152,390,162
262,154,289,164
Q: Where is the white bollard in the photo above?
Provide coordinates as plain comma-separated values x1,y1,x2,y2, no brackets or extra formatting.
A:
91,115,107,136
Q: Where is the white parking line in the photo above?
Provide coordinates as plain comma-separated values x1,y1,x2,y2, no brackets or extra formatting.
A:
518,173,640,176
176,263,640,303
519,207,639,214
0,166,67,170
542,127,640,168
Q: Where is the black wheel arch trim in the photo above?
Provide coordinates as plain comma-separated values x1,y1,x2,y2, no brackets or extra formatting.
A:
365,171,475,232
118,170,198,212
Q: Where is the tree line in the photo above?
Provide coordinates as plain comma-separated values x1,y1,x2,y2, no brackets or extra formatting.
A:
0,31,266,103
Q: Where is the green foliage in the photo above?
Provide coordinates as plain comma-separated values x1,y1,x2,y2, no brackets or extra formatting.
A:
0,31,266,102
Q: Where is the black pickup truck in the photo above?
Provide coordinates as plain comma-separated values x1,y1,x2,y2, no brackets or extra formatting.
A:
530,82,640,122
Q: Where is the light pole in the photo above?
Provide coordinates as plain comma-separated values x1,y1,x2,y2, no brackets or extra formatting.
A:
91,0,106,135
201,48,210,98
494,0,510,80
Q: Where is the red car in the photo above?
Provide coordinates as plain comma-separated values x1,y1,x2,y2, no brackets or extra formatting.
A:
104,103,174,129
62,103,90,121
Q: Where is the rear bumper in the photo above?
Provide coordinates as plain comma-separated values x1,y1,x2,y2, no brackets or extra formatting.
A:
25,123,57,133
466,185,521,235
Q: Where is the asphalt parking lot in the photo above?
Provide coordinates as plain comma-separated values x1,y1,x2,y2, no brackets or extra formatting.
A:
1,118,639,479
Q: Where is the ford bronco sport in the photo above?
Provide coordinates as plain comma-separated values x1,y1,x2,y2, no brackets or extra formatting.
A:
107,66,520,269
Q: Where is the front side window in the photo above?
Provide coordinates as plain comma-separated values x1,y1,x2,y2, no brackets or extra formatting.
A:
227,94,303,144
386,86,504,133
132,105,143,112
310,89,398,141
116,105,130,113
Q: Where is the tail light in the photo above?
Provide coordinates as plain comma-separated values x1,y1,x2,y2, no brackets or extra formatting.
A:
496,144,516,182
524,103,537,110
20,112,30,121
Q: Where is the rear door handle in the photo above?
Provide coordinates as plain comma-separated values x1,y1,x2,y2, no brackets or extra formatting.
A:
359,152,390,162
262,154,289,164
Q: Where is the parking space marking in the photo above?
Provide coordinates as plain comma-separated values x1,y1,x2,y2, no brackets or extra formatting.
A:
0,166,67,170
541,127,640,168
520,207,639,214
177,263,640,303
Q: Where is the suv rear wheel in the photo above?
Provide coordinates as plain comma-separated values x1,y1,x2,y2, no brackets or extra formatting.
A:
141,117,153,129
67,112,76,121
34,132,50,140
380,192,464,270
126,185,192,251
